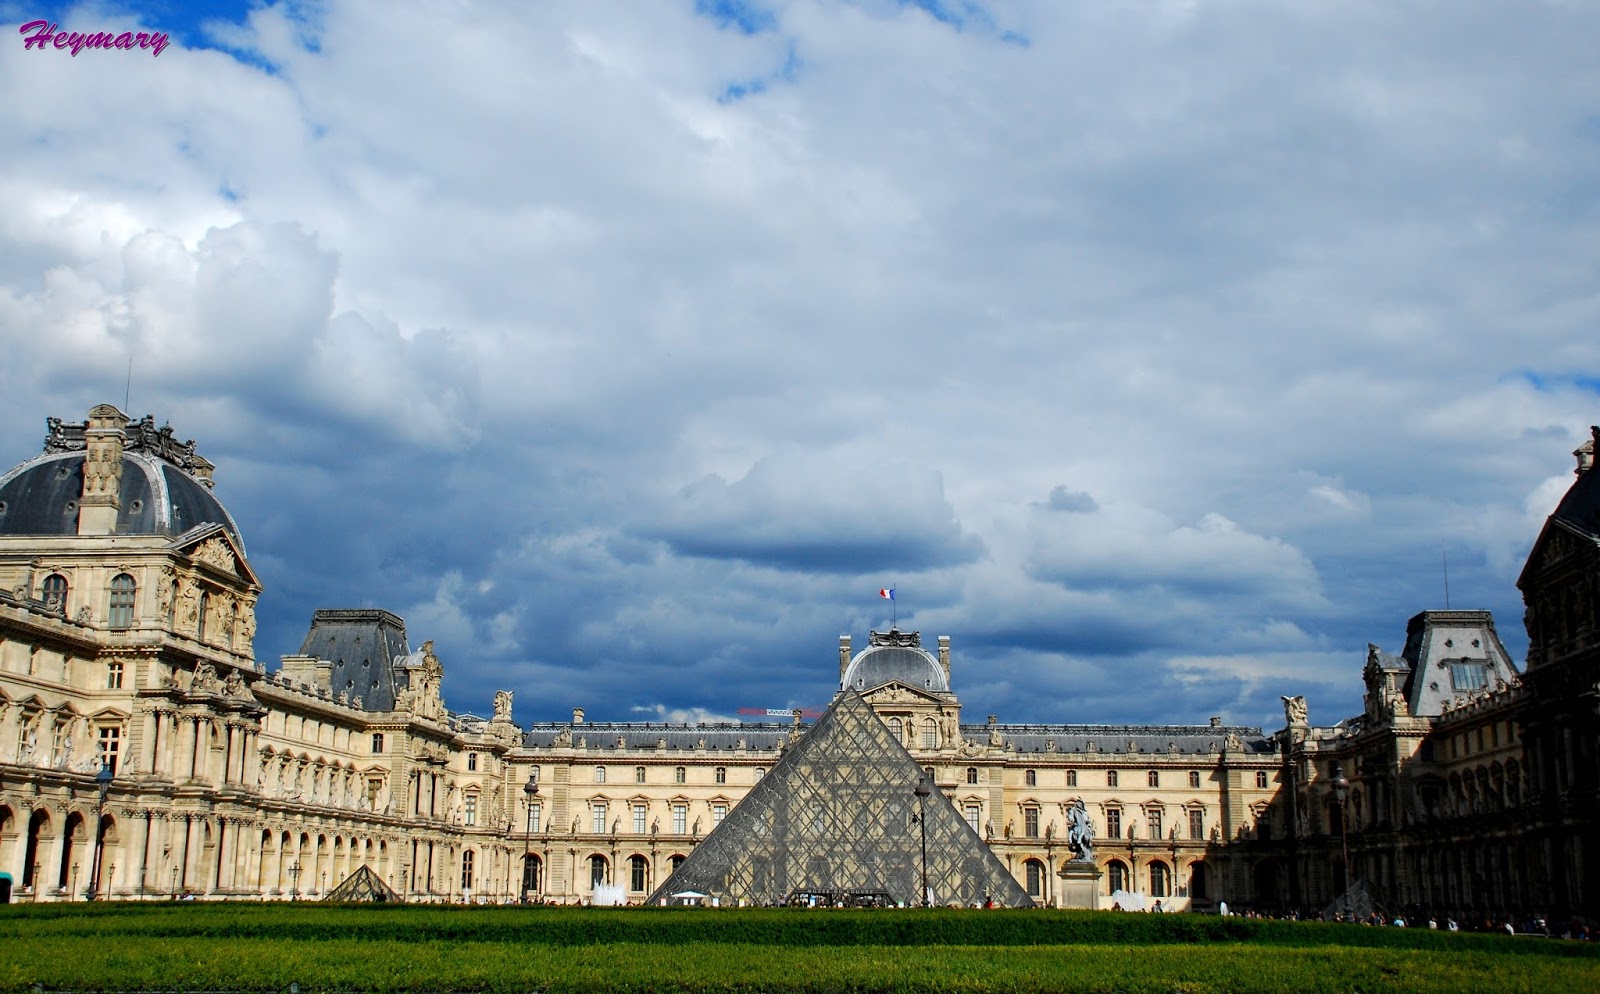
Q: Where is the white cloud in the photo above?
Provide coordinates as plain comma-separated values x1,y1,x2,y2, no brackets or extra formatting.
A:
1,0,1595,729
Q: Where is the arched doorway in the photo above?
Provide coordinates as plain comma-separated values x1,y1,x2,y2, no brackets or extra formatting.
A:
22,809,49,896
521,853,542,898
1024,858,1046,899
58,812,87,894
1188,861,1208,901
1253,860,1280,908
1106,859,1128,895
1148,860,1171,899
588,854,610,889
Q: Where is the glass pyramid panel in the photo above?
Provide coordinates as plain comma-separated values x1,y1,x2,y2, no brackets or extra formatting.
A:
324,863,402,902
648,691,1034,908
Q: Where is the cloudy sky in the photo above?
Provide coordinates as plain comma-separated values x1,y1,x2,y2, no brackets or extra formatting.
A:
2,1,1596,732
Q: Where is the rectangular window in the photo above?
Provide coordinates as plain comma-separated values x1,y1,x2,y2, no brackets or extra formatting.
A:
595,766,606,784
1189,771,1201,789
675,766,686,784
467,752,478,771
464,793,477,826
1148,770,1160,788
1025,769,1037,787
1066,769,1078,787
1106,808,1122,839
1256,771,1270,789
97,726,120,774
672,803,687,835
1024,807,1040,838
592,802,608,834
1450,661,1489,691
635,766,646,784
715,766,727,784
633,804,647,834
106,661,124,690
713,804,727,826
1107,770,1119,788
630,858,647,892
964,804,981,832
529,802,542,834
372,733,384,753
1148,809,1163,839
1189,808,1205,840
461,850,474,891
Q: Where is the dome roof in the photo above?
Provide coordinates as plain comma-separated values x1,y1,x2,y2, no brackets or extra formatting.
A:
0,412,244,551
841,629,949,694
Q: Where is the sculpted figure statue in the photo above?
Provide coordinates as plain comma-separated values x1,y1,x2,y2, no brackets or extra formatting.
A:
1066,798,1096,863
493,690,514,722
1281,695,1309,726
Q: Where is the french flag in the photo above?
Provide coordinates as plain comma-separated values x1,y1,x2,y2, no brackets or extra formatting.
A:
879,588,894,600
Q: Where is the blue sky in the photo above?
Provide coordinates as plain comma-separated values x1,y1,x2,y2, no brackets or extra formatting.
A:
2,1,1597,730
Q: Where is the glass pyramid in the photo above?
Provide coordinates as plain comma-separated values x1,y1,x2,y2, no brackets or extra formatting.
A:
647,691,1034,908
324,863,402,902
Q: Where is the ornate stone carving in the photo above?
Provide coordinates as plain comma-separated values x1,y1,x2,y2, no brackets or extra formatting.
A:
192,537,236,575
1281,695,1308,726
494,690,514,722
191,663,221,693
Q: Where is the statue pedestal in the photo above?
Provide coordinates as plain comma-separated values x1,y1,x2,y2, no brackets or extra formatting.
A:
1056,861,1103,910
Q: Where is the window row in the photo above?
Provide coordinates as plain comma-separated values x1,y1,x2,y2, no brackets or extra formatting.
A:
593,765,738,785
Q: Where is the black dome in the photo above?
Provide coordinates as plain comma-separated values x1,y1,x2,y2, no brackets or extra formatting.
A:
0,450,244,551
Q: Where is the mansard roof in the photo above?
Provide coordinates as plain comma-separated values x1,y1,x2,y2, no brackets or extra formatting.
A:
523,721,794,751
297,609,411,712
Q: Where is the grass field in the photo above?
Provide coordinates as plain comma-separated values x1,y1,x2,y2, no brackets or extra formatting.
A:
2,903,1596,993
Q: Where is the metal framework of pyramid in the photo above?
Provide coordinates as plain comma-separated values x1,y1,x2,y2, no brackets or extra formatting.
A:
324,863,401,902
647,691,1033,908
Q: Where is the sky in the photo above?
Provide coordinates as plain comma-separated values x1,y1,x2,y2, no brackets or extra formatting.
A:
1,1,1597,733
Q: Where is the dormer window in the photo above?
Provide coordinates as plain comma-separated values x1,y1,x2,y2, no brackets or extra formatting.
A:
1449,660,1489,691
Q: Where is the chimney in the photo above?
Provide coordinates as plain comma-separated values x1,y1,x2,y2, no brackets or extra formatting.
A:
572,707,584,725
1575,427,1597,476
1209,716,1222,728
839,635,851,681
938,635,951,683
78,404,128,535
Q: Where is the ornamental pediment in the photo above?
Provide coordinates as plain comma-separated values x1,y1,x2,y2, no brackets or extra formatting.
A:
861,681,943,706
170,525,259,587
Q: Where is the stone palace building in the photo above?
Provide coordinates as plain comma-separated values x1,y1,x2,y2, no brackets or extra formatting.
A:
0,405,1594,920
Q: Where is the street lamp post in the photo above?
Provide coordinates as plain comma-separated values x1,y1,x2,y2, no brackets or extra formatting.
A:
88,763,113,900
1329,765,1351,905
912,776,931,908
287,861,301,901
522,774,539,904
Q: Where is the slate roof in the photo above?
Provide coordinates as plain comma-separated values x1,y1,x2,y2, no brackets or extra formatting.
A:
297,609,412,712
978,724,1273,755
523,722,793,751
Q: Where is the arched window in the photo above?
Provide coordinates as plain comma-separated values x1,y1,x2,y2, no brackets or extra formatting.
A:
629,854,649,892
1148,770,1160,788
922,718,938,749
669,854,687,872
889,717,903,740
1107,859,1128,894
196,589,209,641
1066,769,1078,787
1149,860,1170,898
715,766,727,784
108,573,136,629
1024,859,1045,897
1107,770,1119,788
40,573,68,613
589,855,609,887
594,766,606,784
966,767,978,785
467,752,478,771
461,850,475,890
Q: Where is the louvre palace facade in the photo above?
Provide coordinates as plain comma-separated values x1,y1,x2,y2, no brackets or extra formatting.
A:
0,405,1595,920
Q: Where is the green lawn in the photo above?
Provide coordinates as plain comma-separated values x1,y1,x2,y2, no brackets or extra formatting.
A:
2,903,1595,993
